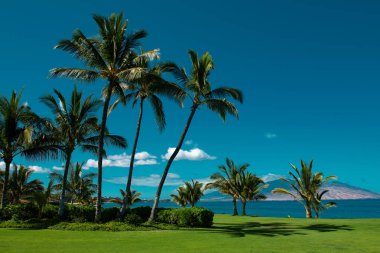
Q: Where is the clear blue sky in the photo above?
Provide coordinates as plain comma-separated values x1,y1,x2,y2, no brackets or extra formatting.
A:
1,0,379,198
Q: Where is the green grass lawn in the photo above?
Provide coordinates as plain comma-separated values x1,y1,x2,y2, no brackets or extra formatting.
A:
1,214,379,253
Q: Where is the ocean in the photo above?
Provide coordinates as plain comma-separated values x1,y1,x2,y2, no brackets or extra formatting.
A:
104,199,380,218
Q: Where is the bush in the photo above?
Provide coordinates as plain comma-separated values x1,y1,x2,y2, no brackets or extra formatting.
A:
42,205,59,219
124,213,143,225
65,205,95,222
0,204,39,221
101,207,119,222
157,207,213,227
130,206,152,221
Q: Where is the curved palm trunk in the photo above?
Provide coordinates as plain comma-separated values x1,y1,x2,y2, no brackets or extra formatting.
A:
119,99,144,218
149,106,197,221
232,197,238,216
1,160,11,208
95,84,113,223
241,199,247,216
58,150,72,218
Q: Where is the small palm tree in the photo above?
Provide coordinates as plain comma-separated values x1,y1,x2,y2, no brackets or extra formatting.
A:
109,189,141,207
0,90,57,208
50,162,97,205
118,53,185,217
149,50,243,221
32,179,54,218
50,13,157,222
237,171,267,216
312,189,336,219
184,180,204,207
41,87,126,218
272,160,336,218
7,165,44,204
206,158,246,216
170,186,188,207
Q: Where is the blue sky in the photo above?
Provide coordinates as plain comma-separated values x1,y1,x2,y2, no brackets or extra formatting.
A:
1,0,379,198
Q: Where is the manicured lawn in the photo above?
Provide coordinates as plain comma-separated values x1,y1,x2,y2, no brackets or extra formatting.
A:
1,214,379,253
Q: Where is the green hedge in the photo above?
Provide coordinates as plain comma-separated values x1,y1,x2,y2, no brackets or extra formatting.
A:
157,207,214,227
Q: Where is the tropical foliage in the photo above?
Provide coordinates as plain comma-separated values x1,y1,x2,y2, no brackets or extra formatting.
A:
109,189,141,207
272,160,336,218
171,180,205,207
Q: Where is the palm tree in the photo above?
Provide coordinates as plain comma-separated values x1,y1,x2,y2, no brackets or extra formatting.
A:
0,90,57,208
237,171,267,216
272,160,336,218
32,179,54,218
50,13,157,222
50,162,97,205
149,50,243,221
109,189,141,207
184,180,204,207
170,186,188,207
118,54,185,217
41,87,126,218
6,165,44,204
312,190,336,219
206,158,247,216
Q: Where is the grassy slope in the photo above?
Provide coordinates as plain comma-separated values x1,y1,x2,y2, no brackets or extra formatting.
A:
0,215,379,253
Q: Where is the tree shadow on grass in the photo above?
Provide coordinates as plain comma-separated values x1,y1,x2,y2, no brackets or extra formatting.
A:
201,220,354,238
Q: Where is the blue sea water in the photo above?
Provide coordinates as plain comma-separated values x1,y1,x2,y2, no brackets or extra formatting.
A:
104,199,380,218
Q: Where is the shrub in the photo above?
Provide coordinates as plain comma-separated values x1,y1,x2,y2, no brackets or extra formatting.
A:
0,204,39,221
157,207,213,227
130,206,152,221
101,207,119,222
124,213,143,225
65,205,95,222
42,205,59,219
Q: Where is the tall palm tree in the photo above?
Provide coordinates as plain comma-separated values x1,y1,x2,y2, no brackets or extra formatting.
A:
206,158,247,216
41,88,126,218
50,13,157,222
118,54,185,217
170,186,188,207
50,162,97,205
7,165,44,204
0,90,57,208
272,160,336,218
149,50,243,221
237,171,267,216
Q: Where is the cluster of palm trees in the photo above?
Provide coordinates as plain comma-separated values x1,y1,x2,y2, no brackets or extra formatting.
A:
170,180,205,207
0,13,243,222
206,158,268,216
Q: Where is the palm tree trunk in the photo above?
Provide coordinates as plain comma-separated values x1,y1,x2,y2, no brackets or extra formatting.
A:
58,150,72,218
149,106,197,221
1,160,11,208
305,205,312,218
232,197,238,216
95,84,113,223
241,200,247,216
119,98,144,218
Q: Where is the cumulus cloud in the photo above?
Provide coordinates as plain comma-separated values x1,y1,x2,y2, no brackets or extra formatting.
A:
52,166,64,171
105,173,182,187
261,173,283,182
84,151,158,169
28,165,51,174
265,133,277,139
161,148,216,161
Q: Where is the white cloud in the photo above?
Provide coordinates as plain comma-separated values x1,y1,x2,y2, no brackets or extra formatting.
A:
52,166,64,171
161,148,216,161
28,165,51,174
261,173,283,182
265,133,277,139
184,140,193,145
84,151,158,169
0,161,4,170
105,173,182,187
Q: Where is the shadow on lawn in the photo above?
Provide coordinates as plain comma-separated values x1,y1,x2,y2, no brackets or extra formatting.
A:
203,220,354,238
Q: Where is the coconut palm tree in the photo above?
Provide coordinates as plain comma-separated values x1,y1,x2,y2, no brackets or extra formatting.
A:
237,171,267,216
50,13,157,222
170,186,188,207
6,165,44,204
0,90,57,208
312,190,336,219
206,158,247,216
118,54,185,217
184,180,204,207
32,179,54,218
149,50,243,221
41,87,126,218
272,160,336,218
50,162,97,205
109,189,141,207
